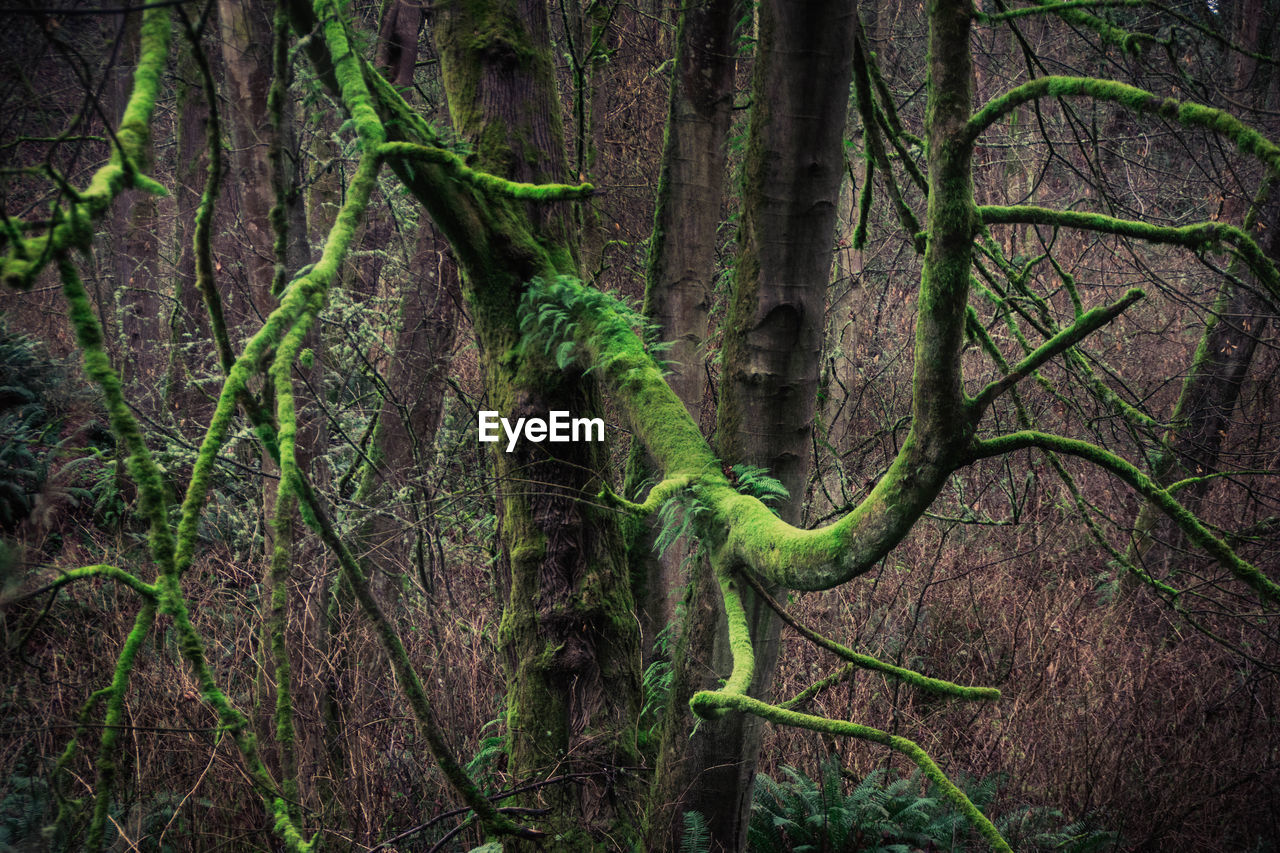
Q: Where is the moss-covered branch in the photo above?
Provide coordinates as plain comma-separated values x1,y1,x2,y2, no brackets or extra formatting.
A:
974,0,1146,24
377,141,595,199
57,252,313,850
1,5,170,290
969,287,1144,418
178,9,234,374
17,564,157,602
780,663,857,709
739,568,1001,701
687,690,1011,852
966,76,1280,175
598,476,690,515
523,271,969,591
968,430,1280,606
979,205,1280,301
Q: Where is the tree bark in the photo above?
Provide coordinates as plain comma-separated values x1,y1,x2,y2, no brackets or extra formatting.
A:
377,0,425,89
626,0,740,665
648,1,857,849
1126,0,1279,584
430,2,642,844
166,31,216,428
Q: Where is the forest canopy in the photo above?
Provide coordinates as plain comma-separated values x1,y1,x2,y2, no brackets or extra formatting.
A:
1,0,1278,851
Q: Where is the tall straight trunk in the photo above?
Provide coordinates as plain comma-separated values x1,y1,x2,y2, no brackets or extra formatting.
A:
216,0,277,331
109,13,163,414
430,2,642,845
166,33,216,427
627,0,740,660
377,0,424,89
1127,0,1279,581
353,221,460,590
648,1,857,849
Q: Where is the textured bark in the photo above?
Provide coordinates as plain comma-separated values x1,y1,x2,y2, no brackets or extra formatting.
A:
648,1,857,849
430,2,642,844
216,0,277,329
627,0,740,664
377,0,425,88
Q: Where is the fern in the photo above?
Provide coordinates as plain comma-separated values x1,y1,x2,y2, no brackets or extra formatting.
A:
730,464,789,509
464,715,508,791
748,761,1120,853
654,487,711,573
518,275,674,372
681,810,712,853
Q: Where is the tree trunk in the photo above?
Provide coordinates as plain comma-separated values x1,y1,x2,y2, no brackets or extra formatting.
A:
648,1,857,849
1126,0,1279,584
377,0,425,89
216,0,277,331
430,2,642,844
626,0,740,664
166,32,216,428
353,222,460,591
108,13,163,415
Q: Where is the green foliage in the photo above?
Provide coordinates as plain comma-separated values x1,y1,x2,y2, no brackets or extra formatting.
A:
518,275,672,371
639,621,676,753
654,491,709,563
464,715,508,792
747,760,1119,853
748,759,954,853
680,810,712,853
0,317,60,532
730,464,789,509
0,764,54,848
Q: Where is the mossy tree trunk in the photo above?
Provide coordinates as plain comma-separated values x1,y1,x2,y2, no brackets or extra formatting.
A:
646,1,858,849
426,1,643,844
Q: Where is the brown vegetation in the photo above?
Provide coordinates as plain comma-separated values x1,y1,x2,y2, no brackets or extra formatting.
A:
1,0,1278,851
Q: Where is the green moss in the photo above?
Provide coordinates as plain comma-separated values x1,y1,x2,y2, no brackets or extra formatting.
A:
314,0,385,148
687,691,1012,852
1,5,170,291
968,76,1280,177
515,274,973,592
979,205,1280,299
969,287,1144,416
33,564,157,599
970,431,1280,606
83,602,157,852
741,570,1001,702
378,141,594,199
975,0,1148,53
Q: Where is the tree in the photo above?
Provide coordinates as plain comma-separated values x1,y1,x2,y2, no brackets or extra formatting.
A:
1,0,1278,851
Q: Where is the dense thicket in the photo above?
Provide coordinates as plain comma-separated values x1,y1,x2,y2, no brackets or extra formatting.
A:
1,1,1278,851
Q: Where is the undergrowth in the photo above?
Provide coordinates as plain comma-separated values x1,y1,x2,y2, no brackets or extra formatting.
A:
737,758,1119,853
